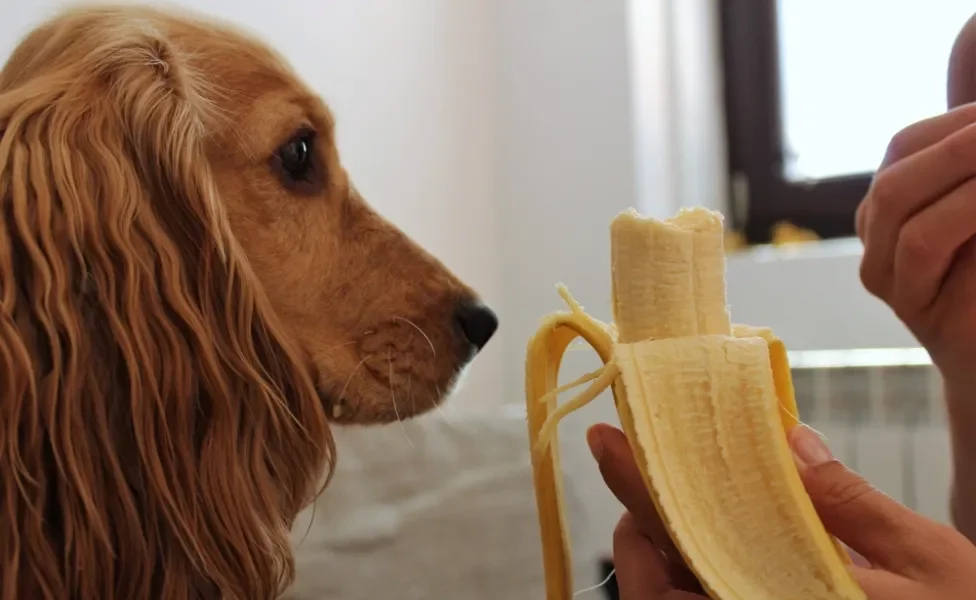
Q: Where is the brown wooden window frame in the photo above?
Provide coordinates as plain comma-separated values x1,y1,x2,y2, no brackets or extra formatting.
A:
718,0,873,244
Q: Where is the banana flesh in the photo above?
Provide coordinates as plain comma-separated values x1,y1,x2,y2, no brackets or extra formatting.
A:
525,207,865,600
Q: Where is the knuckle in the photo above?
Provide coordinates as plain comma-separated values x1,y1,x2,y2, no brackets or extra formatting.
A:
930,523,963,545
858,247,892,302
866,172,897,207
940,126,976,163
613,511,637,542
854,199,868,240
855,196,889,298
885,126,921,164
928,522,975,553
895,221,935,268
815,467,876,511
858,253,885,298
912,524,975,573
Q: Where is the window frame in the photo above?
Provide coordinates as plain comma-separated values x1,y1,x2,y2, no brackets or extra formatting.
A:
718,0,873,244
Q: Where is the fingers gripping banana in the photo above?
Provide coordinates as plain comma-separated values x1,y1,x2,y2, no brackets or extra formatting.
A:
525,207,865,600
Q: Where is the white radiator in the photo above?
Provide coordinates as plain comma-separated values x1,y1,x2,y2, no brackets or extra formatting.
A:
791,351,952,524
810,424,952,524
564,349,957,576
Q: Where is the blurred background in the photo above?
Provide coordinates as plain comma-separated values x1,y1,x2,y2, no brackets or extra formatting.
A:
3,1,973,598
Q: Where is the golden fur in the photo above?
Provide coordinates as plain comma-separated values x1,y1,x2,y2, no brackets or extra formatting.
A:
0,4,495,598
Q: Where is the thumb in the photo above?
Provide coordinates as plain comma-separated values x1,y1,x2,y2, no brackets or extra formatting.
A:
789,425,937,571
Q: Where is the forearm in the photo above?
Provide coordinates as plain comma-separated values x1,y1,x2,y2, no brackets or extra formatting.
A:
946,380,976,542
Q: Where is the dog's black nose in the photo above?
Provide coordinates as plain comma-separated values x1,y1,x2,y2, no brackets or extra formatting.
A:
454,301,498,351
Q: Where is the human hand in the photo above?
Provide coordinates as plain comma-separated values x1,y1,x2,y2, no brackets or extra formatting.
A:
586,424,706,599
588,422,976,599
855,102,976,386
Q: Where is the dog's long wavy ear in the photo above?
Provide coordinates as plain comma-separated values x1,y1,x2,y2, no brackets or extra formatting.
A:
0,11,332,600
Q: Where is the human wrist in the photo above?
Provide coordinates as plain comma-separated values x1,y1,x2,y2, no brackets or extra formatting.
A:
942,371,976,535
944,375,976,454
951,473,976,543
941,364,976,414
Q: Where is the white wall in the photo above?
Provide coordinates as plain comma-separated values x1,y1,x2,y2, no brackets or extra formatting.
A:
492,0,672,561
494,0,637,412
1,0,506,411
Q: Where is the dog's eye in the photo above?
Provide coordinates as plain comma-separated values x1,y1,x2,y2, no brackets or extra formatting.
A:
272,128,324,194
279,131,314,180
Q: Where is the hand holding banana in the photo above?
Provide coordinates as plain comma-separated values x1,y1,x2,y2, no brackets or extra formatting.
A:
593,422,976,599
525,157,976,598
526,209,860,599
580,111,976,600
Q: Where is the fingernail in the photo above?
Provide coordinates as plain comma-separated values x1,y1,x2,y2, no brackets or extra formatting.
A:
790,424,834,467
847,546,872,568
586,426,604,462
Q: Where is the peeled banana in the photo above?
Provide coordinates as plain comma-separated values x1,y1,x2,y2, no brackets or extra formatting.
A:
525,207,865,600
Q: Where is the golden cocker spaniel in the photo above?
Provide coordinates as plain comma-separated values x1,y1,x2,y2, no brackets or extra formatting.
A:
0,4,497,599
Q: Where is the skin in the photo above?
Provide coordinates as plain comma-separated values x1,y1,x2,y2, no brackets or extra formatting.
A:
855,99,976,545
936,10,976,543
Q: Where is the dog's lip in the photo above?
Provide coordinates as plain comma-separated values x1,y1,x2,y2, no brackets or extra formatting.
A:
317,390,349,420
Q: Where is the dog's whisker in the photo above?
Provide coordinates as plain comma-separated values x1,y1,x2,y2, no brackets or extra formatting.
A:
440,382,459,414
393,316,435,357
233,129,259,163
430,380,456,427
387,356,414,447
333,356,369,418
433,401,455,427
322,340,357,356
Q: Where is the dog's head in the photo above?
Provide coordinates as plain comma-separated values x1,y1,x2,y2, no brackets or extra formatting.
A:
0,4,495,598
